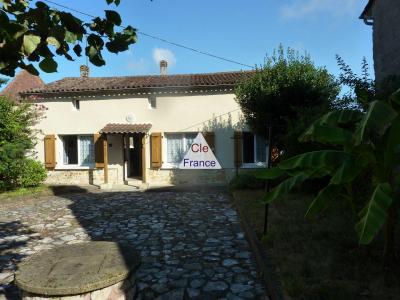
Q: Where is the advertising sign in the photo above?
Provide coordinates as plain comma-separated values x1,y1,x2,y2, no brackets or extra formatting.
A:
179,133,221,169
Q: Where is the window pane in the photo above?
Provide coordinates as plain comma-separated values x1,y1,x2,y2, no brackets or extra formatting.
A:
242,132,254,163
62,135,78,164
79,136,94,165
255,135,267,162
185,133,197,149
167,134,184,163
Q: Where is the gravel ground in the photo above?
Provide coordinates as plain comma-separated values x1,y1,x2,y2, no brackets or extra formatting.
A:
0,189,267,300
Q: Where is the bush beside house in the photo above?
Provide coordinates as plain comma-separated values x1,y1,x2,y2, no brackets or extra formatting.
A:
235,46,340,160
0,96,46,191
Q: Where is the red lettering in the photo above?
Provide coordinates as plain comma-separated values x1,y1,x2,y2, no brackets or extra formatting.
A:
191,143,209,152
191,143,199,152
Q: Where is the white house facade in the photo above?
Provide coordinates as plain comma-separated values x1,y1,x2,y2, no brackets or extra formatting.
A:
20,67,268,188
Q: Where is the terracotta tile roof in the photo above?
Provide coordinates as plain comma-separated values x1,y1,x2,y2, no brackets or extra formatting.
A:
100,123,152,134
21,70,254,96
1,70,44,100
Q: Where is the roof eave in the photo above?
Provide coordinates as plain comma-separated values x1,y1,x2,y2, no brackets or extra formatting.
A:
359,0,375,20
20,84,237,99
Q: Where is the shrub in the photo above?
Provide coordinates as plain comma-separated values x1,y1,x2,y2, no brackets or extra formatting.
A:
229,172,265,190
235,45,339,158
0,96,43,191
17,159,46,188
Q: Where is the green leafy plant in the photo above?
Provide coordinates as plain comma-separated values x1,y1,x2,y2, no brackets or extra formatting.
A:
0,95,44,190
0,0,136,76
228,172,265,191
334,55,375,111
235,45,339,158
17,158,46,187
257,90,400,266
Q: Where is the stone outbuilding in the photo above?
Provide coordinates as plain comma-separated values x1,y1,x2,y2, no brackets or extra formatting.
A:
360,0,400,82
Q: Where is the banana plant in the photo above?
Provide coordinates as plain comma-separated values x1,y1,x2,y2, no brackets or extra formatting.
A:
257,89,400,250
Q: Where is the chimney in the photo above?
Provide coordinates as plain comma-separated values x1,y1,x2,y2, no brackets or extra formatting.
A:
80,65,89,77
160,60,168,75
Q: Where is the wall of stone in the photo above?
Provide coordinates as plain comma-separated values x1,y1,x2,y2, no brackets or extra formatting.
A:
45,168,119,186
147,168,237,186
46,167,264,187
371,0,400,82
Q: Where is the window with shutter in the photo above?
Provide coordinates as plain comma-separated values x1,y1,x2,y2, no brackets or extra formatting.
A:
44,135,56,169
151,132,162,168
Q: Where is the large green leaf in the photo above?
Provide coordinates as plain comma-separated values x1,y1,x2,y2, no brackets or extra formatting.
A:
355,183,393,244
383,117,400,171
389,88,400,107
278,150,351,172
22,34,40,55
357,101,398,144
314,109,363,126
305,184,340,218
256,167,286,180
39,57,58,73
300,124,353,146
105,10,121,26
330,156,368,185
262,173,309,203
46,36,61,49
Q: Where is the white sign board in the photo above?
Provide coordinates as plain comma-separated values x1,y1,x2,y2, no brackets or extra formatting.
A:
179,133,222,169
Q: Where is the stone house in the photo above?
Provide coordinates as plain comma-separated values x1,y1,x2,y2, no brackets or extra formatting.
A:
360,0,400,82
16,63,267,188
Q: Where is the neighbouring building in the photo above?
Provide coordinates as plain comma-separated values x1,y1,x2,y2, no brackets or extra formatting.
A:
0,70,44,101
360,0,400,82
16,62,268,188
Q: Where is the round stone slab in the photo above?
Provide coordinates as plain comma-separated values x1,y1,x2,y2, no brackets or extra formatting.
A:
15,241,140,296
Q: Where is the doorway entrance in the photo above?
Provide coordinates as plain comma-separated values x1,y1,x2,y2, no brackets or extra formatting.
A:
124,133,144,180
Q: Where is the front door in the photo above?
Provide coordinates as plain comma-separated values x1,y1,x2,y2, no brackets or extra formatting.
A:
126,133,143,178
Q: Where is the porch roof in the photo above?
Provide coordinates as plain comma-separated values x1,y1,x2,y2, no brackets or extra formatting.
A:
100,123,152,134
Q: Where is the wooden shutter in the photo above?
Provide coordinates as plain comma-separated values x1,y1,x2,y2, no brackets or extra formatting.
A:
234,131,243,168
151,132,162,169
203,132,215,152
94,133,105,168
44,135,56,169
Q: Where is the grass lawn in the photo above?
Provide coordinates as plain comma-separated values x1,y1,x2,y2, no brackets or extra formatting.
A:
0,185,94,208
0,185,50,200
233,189,400,300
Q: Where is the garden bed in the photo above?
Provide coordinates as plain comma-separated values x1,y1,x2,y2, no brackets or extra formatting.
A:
232,190,400,300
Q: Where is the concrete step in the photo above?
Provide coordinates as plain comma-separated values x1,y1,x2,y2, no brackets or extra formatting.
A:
124,178,143,188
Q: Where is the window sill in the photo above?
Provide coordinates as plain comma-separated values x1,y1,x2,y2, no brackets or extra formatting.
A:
241,163,267,169
161,163,179,169
55,165,95,170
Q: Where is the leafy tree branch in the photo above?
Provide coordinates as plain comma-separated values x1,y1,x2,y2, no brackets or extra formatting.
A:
0,0,137,76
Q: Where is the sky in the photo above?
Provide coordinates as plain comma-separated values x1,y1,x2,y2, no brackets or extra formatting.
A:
8,0,374,83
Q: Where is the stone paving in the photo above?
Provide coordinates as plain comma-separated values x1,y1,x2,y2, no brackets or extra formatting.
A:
0,189,267,300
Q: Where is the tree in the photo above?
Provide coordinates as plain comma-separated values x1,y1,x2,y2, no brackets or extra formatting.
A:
0,0,137,76
335,55,400,111
257,90,400,267
0,95,46,190
235,46,340,159
334,55,375,111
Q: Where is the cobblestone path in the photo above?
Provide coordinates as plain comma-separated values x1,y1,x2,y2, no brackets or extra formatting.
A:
0,190,267,299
